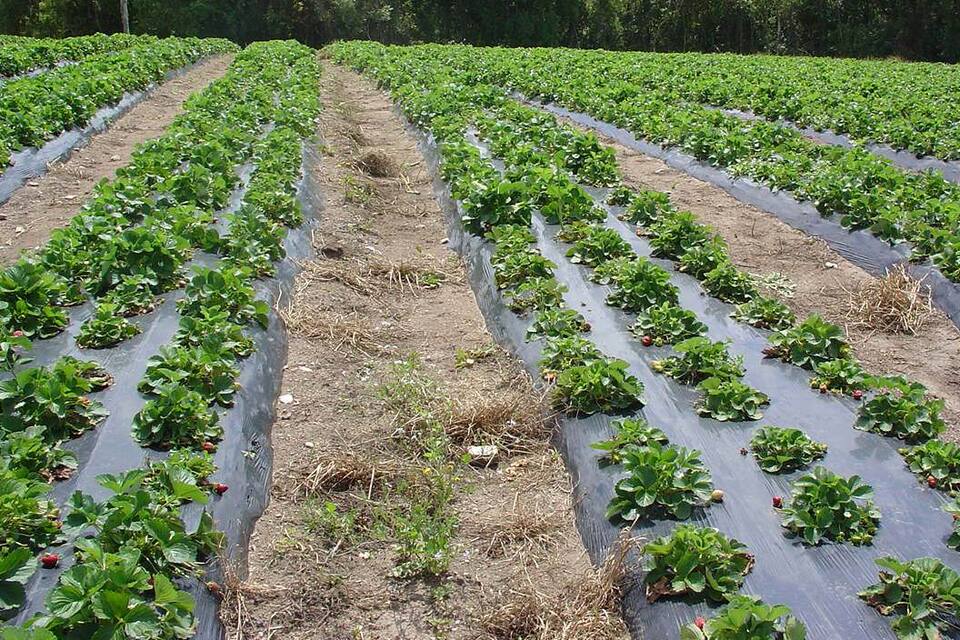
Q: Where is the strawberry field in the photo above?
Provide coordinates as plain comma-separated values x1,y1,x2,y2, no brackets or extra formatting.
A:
2,31,960,640
325,41,960,639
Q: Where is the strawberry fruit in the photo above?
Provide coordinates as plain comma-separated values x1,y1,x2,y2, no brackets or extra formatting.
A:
640,335,653,347
214,483,229,495
694,616,706,629
40,553,59,569
772,495,783,509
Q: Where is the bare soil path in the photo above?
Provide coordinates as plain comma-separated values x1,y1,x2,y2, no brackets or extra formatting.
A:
223,62,631,640
0,54,234,266
554,111,960,438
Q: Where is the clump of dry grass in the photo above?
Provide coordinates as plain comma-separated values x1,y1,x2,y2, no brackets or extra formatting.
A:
843,264,933,334
445,386,553,456
299,259,380,296
282,304,389,356
356,150,399,177
293,449,409,497
477,531,641,640
478,503,566,560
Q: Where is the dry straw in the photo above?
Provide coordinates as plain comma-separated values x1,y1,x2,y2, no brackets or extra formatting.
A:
843,264,933,335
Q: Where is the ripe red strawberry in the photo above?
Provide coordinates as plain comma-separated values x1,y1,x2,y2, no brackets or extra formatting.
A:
202,442,217,453
40,553,59,569
641,335,653,347
694,616,706,629
12,330,23,338
214,483,229,495
928,476,938,488
772,496,783,509
852,389,864,400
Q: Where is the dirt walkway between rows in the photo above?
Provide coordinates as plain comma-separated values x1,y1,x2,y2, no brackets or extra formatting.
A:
221,62,632,640
554,112,960,439
0,53,234,266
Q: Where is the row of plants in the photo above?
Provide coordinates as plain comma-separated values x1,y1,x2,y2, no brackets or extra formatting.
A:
329,41,960,639
475,46,960,161
1,40,321,637
0,33,142,78
0,35,237,173
375,43,960,288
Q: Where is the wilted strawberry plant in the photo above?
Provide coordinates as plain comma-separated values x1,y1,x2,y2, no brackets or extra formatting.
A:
855,377,946,443
631,302,707,346
132,384,222,448
765,315,850,369
750,427,827,473
697,377,769,421
680,595,808,640
591,418,669,464
859,556,960,640
526,307,590,340
606,443,714,521
77,303,142,349
642,525,754,603
899,440,960,492
781,466,880,545
652,337,744,385
732,296,796,330
552,357,643,415
809,358,867,395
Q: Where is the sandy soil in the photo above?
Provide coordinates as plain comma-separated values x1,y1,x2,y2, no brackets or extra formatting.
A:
552,112,960,438
0,54,234,266
223,62,631,640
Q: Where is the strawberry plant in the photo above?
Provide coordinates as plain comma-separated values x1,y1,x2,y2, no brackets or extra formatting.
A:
505,277,566,313
0,363,107,439
859,557,960,640
0,426,77,479
781,466,880,545
0,468,61,554
809,358,866,395
527,308,590,340
697,377,769,421
54,357,112,391
678,238,730,279
642,525,754,603
144,449,216,505
132,384,222,448
173,309,254,359
944,499,960,549
0,261,69,338
765,315,850,369
606,185,635,207
648,211,712,260
31,543,197,639
620,189,673,227
99,274,159,317
0,331,32,372
492,250,556,290
702,263,758,304
652,337,744,385
591,418,669,464
178,267,269,328
95,227,188,295
565,225,632,267
222,205,286,276
899,440,960,493
631,302,707,346
538,335,602,377
460,175,533,233
680,595,808,640
487,224,536,252
606,443,714,521
732,296,796,330
750,427,827,473
76,303,142,349
552,358,643,414
138,339,240,407
604,257,679,312
0,548,32,619
855,377,945,443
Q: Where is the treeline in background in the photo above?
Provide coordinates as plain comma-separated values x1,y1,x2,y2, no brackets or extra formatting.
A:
2,0,959,63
